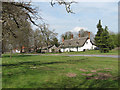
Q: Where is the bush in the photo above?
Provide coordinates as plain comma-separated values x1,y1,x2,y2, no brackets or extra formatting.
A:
52,49,55,53
36,49,41,53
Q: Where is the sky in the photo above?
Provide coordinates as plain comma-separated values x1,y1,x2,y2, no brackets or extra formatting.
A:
31,1,118,40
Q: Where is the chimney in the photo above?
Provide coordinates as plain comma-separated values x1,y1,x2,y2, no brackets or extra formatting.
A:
79,33,80,38
62,37,64,43
88,32,90,39
71,34,73,39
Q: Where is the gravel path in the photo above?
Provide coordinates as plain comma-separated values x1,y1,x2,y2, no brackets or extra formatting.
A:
68,54,119,58
23,54,119,58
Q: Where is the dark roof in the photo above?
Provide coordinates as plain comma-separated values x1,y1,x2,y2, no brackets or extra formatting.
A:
42,45,53,50
60,37,89,48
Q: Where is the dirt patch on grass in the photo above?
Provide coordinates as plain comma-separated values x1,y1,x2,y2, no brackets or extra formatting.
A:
104,68,112,70
81,73,95,76
79,68,112,73
79,69,88,72
81,72,112,80
66,73,77,77
80,68,113,80
86,74,112,80
95,68,112,72
30,66,57,71
91,70,97,72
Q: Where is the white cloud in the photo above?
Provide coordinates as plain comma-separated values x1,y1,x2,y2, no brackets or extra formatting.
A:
70,27,88,32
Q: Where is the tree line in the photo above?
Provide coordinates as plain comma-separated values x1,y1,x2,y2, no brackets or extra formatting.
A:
1,1,119,54
2,22,60,53
1,0,74,53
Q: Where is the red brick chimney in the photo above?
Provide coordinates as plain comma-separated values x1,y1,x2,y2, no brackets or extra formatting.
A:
79,33,80,38
88,32,90,39
62,38,64,43
71,34,73,39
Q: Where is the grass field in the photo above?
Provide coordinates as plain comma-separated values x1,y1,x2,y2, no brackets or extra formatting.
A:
45,49,118,55
2,54,118,88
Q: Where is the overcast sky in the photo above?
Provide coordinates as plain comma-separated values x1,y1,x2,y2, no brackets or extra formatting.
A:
32,1,118,40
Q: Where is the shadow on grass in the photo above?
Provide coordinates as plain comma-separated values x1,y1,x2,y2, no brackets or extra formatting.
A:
2,55,33,58
2,61,65,67
2,59,87,67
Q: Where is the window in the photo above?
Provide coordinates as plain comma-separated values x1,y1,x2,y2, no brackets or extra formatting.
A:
76,42,79,45
86,42,88,44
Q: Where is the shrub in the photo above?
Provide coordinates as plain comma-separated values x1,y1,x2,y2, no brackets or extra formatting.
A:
36,49,41,53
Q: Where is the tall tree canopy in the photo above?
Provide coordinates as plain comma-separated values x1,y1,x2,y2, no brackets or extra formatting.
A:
95,20,115,53
2,1,41,38
1,0,75,38
100,26,110,53
33,23,58,52
94,20,103,48
1,0,75,53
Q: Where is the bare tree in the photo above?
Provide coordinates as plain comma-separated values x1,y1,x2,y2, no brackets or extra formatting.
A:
1,0,76,53
33,29,43,52
2,0,75,38
39,23,58,52
61,29,95,41
51,0,77,13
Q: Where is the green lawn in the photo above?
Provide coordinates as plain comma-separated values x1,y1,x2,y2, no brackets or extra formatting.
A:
2,54,118,88
45,49,118,55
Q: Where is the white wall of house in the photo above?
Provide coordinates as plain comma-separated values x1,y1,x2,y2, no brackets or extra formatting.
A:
70,48,77,52
48,47,54,52
78,39,93,51
60,39,96,52
92,45,96,49
64,48,70,52
48,45,60,52
12,49,20,53
60,48,64,52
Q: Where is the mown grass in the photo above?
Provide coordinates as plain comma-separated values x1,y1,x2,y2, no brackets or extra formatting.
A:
2,54,118,88
63,49,118,55
44,49,118,55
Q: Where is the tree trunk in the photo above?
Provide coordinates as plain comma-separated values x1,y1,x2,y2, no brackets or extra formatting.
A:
2,40,5,54
20,46,22,53
10,49,12,58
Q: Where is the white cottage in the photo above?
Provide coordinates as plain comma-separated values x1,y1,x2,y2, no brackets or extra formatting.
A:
48,45,60,53
60,32,96,52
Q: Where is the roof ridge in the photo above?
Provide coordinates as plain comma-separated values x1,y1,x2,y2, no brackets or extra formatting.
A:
64,37,88,41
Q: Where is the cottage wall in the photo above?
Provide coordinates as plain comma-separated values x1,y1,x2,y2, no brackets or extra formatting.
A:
78,39,93,51
70,48,77,52
48,45,60,53
60,39,96,52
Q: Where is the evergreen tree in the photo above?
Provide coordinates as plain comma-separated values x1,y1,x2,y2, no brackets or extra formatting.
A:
95,20,115,53
100,26,110,53
95,20,103,48
108,35,115,50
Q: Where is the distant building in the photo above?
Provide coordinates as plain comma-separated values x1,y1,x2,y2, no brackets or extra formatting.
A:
48,45,60,53
41,45,60,53
12,46,26,53
60,32,96,52
12,49,20,53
